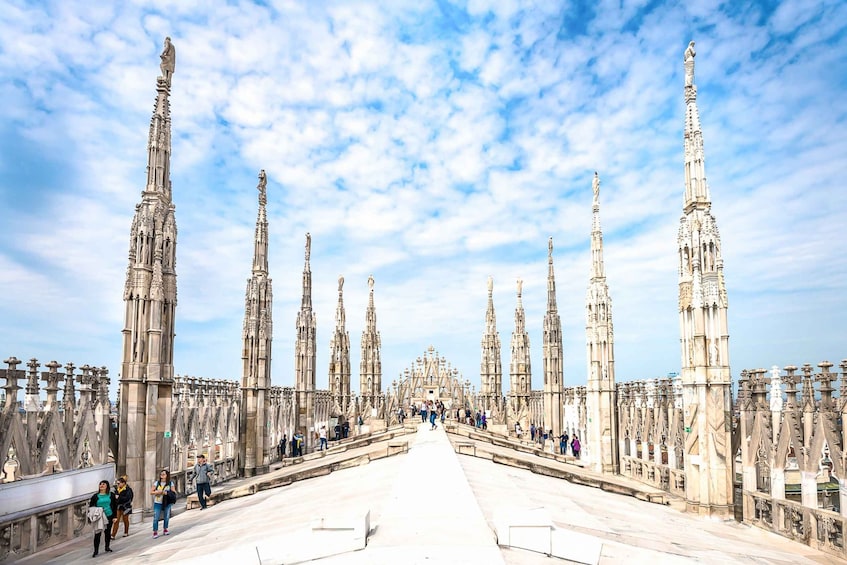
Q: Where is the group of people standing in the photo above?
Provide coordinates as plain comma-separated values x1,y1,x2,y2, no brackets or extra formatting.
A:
87,455,215,557
513,422,581,458
86,476,133,557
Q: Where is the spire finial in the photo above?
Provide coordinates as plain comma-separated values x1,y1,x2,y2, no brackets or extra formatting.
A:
368,275,374,291
160,36,175,86
338,275,344,293
516,278,523,298
548,237,553,259
684,40,696,87
487,275,493,295
592,171,600,206
305,232,311,262
257,169,267,206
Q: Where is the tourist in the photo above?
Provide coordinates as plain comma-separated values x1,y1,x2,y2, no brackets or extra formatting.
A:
572,435,581,458
514,422,522,439
279,434,287,459
421,402,427,423
440,406,446,425
290,434,298,457
343,420,350,438
429,402,437,430
398,407,405,424
111,476,133,538
193,454,214,510
294,431,304,456
88,479,116,557
150,469,175,538
560,432,569,455
481,413,487,430
530,423,536,442
319,425,328,451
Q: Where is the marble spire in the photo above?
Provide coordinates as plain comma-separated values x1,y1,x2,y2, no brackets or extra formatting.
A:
509,278,531,405
542,237,564,437
118,38,178,512
360,275,382,401
585,171,619,473
328,275,351,414
479,276,502,411
240,169,274,476
677,41,733,517
294,232,317,450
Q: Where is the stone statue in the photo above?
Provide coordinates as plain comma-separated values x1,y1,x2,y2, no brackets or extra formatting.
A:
592,171,600,206
257,169,267,204
548,236,553,258
487,275,493,293
516,278,523,297
338,275,344,292
160,36,176,85
368,275,374,291
305,232,311,262
684,40,695,87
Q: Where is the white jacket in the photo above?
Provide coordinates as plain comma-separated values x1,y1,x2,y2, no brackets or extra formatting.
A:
87,506,106,533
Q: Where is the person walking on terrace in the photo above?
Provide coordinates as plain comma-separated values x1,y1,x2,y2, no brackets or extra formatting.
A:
571,435,581,458
150,469,175,538
111,476,133,538
429,401,438,430
88,479,117,557
194,454,214,510
319,425,328,451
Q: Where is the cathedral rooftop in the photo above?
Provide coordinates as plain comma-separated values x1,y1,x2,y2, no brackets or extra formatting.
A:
23,425,832,564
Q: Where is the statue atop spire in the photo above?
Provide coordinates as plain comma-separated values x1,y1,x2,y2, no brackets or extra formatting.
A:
487,275,493,294
684,40,696,87
548,236,553,259
338,275,344,292
368,275,374,291
257,169,267,206
592,171,600,206
160,37,175,86
305,232,311,262
516,278,523,299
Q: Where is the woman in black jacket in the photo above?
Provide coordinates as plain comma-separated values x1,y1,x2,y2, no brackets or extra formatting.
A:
111,476,134,538
89,479,117,557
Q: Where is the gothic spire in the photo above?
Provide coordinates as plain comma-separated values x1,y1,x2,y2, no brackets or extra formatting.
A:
683,40,711,211
509,278,531,398
144,38,175,203
546,237,558,313
360,275,382,399
677,41,733,517
301,232,312,309
295,231,317,394
252,170,268,275
585,171,618,473
480,276,502,406
542,237,564,436
590,172,605,281
328,276,350,410
240,169,274,476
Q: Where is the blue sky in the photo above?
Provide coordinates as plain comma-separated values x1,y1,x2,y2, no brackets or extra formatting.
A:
1,0,845,396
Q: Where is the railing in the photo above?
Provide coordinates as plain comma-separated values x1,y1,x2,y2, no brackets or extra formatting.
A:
0,463,115,562
745,490,846,559
620,456,684,497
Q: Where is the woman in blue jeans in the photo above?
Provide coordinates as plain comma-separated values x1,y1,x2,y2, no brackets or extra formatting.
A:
150,469,175,538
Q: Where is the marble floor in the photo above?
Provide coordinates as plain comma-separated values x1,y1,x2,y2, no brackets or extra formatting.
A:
17,423,840,564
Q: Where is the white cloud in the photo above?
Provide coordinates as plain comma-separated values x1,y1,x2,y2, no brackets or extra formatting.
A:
0,0,844,399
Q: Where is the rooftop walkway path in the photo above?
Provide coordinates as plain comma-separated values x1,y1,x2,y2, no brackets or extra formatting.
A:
445,423,673,507
15,422,840,564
